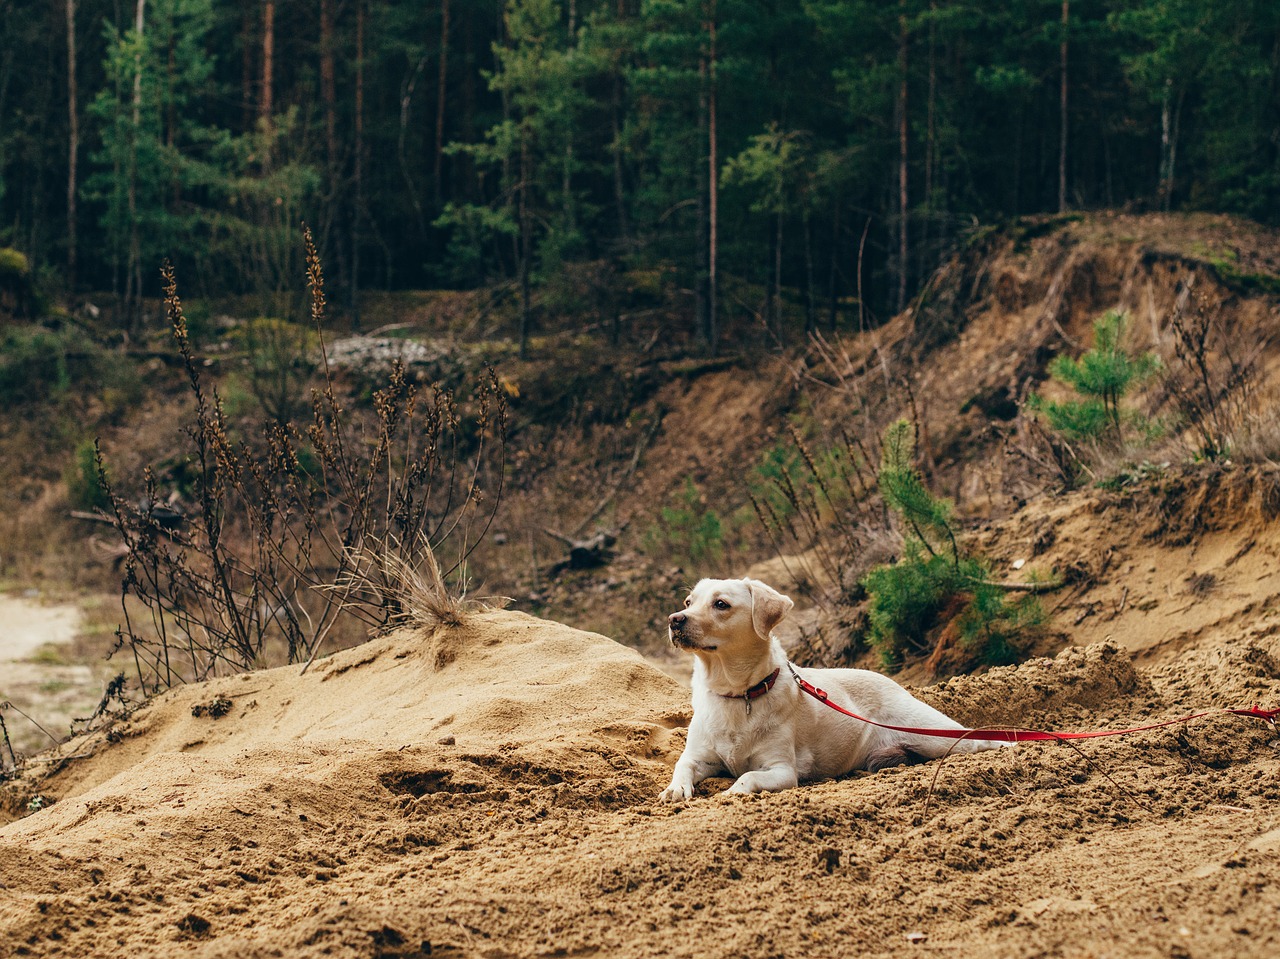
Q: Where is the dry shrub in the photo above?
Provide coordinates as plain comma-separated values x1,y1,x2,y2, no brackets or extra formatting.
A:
1160,277,1268,461
329,536,467,632
98,230,506,694
748,422,891,605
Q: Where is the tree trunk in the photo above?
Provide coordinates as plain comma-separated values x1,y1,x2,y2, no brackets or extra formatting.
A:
922,0,936,279
925,3,935,209
1169,88,1183,210
896,1,908,315
1058,0,1068,213
166,34,178,203
65,0,78,287
241,9,253,131
349,0,364,328
562,0,577,243
126,0,146,332
611,0,629,242
773,210,783,344
519,131,532,360
803,209,814,336
1159,78,1184,211
261,0,274,134
320,0,337,178
398,54,428,238
434,0,450,206
319,0,349,304
827,200,840,331
1159,79,1171,208
707,0,719,356
695,56,708,347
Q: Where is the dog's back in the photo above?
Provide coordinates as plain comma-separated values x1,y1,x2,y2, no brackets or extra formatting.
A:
791,665,999,778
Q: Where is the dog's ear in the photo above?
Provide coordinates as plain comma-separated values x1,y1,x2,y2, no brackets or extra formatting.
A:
747,579,794,639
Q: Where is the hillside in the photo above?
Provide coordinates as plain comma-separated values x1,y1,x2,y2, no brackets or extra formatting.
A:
500,212,1280,660
2,573,1279,958
4,211,1280,956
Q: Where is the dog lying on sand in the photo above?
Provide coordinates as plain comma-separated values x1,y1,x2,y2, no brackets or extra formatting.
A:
660,577,1002,799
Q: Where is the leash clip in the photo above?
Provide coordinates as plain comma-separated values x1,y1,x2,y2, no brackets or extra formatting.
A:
785,662,830,702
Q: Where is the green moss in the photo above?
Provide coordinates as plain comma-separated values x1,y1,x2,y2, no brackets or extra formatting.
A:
0,247,30,278
1210,260,1280,296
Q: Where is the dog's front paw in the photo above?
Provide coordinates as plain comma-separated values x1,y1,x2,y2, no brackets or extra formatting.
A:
659,781,693,802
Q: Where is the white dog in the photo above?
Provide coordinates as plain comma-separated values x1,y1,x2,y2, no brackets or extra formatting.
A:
660,577,1002,799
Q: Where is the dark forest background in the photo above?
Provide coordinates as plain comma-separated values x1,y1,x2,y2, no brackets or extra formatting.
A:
3,0,1278,341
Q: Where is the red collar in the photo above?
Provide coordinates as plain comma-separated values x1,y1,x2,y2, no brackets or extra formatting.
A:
722,667,782,709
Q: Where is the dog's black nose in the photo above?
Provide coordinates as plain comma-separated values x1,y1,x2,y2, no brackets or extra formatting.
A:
669,612,686,630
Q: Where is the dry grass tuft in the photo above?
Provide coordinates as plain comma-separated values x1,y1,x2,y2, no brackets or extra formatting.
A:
327,536,466,634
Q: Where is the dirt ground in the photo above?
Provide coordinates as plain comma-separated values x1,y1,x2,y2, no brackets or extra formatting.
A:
5,212,1280,958
3,519,1280,959
0,594,100,757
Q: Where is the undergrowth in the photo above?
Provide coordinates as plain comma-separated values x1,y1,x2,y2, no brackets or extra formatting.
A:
1162,278,1267,461
861,420,1044,669
642,478,727,571
96,229,507,695
749,423,888,604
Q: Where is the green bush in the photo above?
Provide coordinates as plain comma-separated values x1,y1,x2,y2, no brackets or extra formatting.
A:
0,247,30,277
643,478,726,571
863,542,963,653
1027,309,1160,444
67,439,110,511
230,316,318,423
0,325,70,406
861,419,1043,668
0,247,45,319
862,530,1042,669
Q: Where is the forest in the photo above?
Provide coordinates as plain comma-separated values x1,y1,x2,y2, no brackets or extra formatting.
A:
2,0,1278,341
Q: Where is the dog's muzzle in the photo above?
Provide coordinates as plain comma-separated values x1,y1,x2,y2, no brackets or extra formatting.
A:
668,612,710,650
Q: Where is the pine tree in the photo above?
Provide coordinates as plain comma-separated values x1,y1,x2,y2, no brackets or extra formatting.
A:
862,419,1042,668
436,0,591,355
85,0,319,307
1029,309,1161,443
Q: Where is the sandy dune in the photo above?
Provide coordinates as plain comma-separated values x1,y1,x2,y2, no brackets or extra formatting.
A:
3,601,1280,958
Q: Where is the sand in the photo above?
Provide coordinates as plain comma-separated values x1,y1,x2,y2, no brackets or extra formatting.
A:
0,595,81,661
0,594,95,757
3,597,1280,959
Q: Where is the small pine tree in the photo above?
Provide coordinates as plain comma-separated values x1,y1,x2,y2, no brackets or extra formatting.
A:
877,419,959,564
861,419,1042,669
1028,309,1161,443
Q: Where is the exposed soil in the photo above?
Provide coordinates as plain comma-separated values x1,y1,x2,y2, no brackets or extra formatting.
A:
0,594,98,756
5,212,1280,957
3,584,1280,959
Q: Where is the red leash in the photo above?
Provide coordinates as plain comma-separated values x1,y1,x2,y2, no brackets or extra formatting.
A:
787,664,1280,743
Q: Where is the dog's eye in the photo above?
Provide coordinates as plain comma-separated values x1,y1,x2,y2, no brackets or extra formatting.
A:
683,597,691,608
713,599,730,611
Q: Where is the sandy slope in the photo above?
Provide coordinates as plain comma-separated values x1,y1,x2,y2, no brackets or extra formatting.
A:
3,597,1280,959
0,594,96,757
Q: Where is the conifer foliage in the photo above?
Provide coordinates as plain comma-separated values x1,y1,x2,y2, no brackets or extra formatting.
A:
1029,310,1162,444
3,0,1278,333
862,420,1042,669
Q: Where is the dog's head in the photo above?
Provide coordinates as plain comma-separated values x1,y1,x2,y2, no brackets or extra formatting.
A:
667,578,794,657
